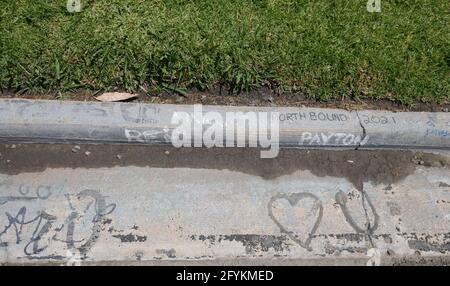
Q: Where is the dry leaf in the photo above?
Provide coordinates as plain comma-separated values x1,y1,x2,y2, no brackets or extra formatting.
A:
95,92,138,102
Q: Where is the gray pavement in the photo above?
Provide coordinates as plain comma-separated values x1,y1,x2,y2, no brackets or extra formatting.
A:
0,144,449,265
0,99,449,265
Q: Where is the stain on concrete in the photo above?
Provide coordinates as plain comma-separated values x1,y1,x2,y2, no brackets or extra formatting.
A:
156,248,177,259
23,255,68,261
324,243,367,255
406,233,450,253
1,144,448,191
408,240,450,253
135,251,144,261
190,234,290,253
384,236,393,244
317,233,365,242
391,256,450,266
315,233,393,245
387,201,402,216
102,218,112,225
112,233,147,243
190,233,396,254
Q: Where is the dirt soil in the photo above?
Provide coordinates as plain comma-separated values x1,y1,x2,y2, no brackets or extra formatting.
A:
1,87,449,112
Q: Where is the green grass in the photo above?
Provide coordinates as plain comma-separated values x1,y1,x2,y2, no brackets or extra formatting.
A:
0,0,449,104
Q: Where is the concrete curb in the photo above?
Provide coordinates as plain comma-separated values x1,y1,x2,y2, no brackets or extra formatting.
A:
0,99,449,150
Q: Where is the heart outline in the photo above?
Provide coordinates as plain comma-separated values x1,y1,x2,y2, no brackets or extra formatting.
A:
268,192,323,251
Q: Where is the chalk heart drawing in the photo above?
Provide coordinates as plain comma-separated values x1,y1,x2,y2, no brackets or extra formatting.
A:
268,193,323,251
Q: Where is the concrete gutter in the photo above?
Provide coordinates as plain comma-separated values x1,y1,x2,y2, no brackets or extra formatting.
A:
0,99,449,150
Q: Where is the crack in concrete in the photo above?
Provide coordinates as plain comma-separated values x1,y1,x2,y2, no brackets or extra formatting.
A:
355,110,377,248
355,111,367,151
361,191,376,249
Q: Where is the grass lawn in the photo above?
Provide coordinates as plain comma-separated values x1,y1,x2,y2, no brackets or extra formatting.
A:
0,0,448,105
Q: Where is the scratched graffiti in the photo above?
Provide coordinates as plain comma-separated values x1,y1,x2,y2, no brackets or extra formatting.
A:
279,111,349,123
426,116,450,138
120,104,161,124
0,185,116,260
268,188,379,251
268,193,323,251
299,132,369,146
125,128,171,143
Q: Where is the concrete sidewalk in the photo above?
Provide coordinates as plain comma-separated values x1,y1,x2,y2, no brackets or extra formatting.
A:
0,144,449,266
